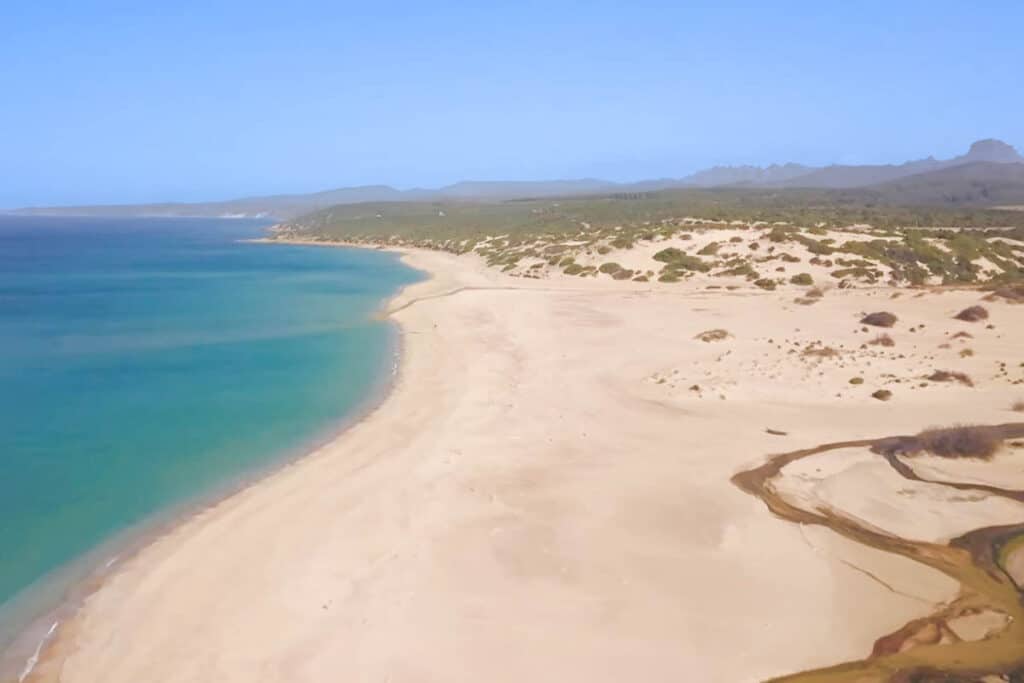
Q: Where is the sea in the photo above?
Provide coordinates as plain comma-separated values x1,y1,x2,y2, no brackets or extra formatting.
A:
0,216,421,672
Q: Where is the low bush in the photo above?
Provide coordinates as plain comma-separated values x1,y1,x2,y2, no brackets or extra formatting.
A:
861,311,898,328
802,345,839,358
654,248,711,272
869,333,895,347
954,305,989,322
927,370,974,387
985,285,1024,303
790,273,814,286
912,425,1001,459
653,247,685,263
694,329,731,342
716,263,758,278
754,278,777,291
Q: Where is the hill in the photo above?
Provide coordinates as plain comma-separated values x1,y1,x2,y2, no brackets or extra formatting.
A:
854,161,1024,206
773,139,1024,189
683,163,815,187
10,140,1024,219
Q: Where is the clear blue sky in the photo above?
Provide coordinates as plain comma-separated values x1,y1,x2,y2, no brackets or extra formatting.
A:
2,0,1022,207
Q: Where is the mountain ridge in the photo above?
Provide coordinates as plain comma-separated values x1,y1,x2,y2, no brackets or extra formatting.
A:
9,139,1023,219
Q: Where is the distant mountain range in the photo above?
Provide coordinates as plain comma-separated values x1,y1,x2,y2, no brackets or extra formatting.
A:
9,139,1024,219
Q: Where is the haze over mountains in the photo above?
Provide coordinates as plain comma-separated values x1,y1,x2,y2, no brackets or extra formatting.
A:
10,139,1024,220
684,138,1023,188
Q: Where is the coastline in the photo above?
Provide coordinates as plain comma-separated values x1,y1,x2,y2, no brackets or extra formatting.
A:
16,244,1024,682
2,242,431,683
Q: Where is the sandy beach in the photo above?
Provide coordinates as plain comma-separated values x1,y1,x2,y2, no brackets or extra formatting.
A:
22,246,1024,682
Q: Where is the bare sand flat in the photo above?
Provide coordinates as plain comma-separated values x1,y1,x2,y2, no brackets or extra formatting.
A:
25,248,1024,682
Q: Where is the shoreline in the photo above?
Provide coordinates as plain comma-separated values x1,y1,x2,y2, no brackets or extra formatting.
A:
15,244,1024,682
2,242,431,683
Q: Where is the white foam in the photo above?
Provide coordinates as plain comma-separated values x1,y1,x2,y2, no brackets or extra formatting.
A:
18,620,57,683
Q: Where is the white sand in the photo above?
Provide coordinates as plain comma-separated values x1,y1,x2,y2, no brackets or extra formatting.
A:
26,247,1024,683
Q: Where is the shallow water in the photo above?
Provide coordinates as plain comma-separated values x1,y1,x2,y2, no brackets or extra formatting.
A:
0,216,420,649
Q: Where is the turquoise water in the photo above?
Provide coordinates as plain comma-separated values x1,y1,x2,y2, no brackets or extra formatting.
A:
0,216,420,632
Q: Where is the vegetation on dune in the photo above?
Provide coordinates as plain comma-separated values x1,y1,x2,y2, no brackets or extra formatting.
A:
271,186,1024,287
801,344,840,358
276,189,1024,251
653,248,711,272
861,312,898,328
954,305,989,322
789,272,814,286
985,284,1024,303
910,425,1002,459
694,329,731,342
868,333,895,347
279,188,1024,245
926,370,974,387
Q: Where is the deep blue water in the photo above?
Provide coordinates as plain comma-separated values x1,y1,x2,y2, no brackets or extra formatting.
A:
0,216,420,622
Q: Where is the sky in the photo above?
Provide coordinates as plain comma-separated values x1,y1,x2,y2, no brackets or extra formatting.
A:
2,0,1023,207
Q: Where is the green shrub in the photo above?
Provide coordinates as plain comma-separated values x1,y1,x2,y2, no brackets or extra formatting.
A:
654,247,685,262
790,273,813,286
831,267,881,282
716,263,758,279
754,278,777,290
654,248,711,272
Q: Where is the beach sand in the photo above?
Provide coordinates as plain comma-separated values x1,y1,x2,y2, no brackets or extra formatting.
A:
23,247,1024,682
